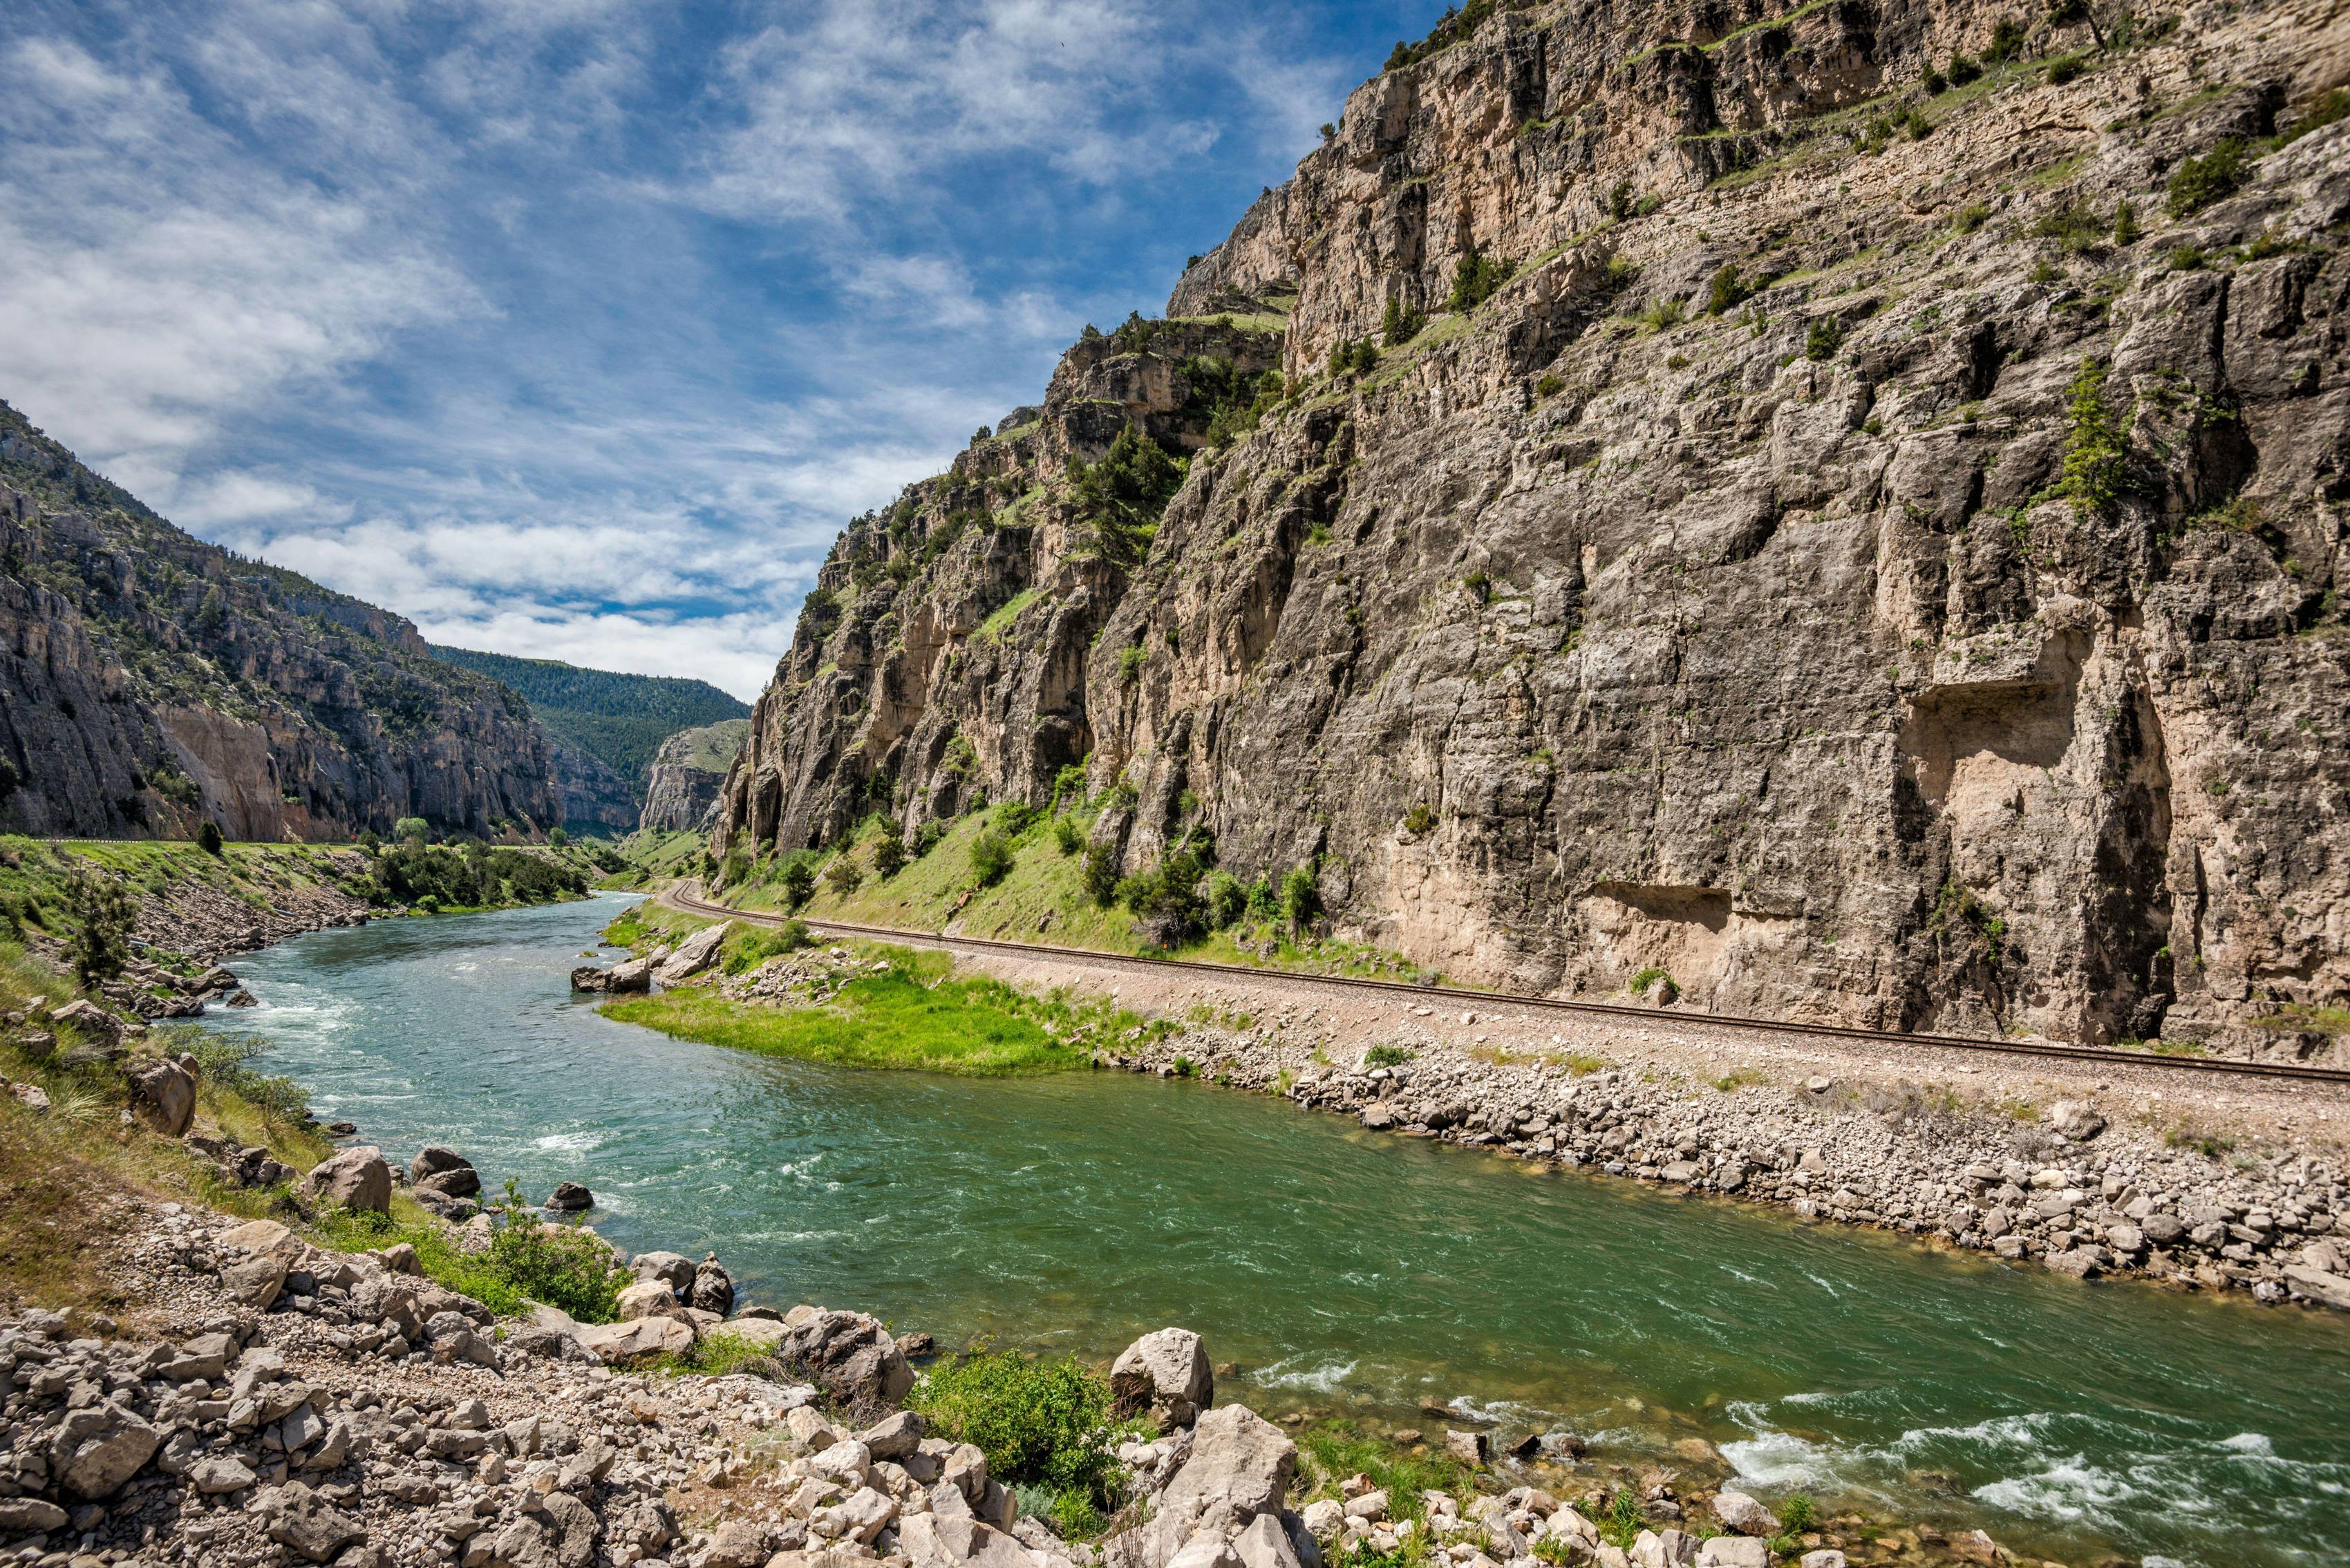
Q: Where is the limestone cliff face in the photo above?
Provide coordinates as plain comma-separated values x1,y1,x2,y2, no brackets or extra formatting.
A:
720,0,2350,1052
639,719,750,832
0,405,558,841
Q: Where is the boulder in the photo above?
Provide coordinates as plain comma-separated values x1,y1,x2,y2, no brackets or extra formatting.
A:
409,1146,480,1198
545,1180,594,1212
1709,1493,1778,1537
299,1147,392,1216
1233,1511,1308,1568
221,1255,289,1310
577,1316,694,1361
1799,1553,1848,1568
2048,1101,2106,1142
653,920,731,983
859,1410,926,1461
259,1482,368,1563
617,1278,683,1321
2285,1265,2350,1311
1139,1404,1297,1568
1113,1327,1214,1430
0,1498,68,1534
1445,1429,1489,1466
51,998,125,1045
632,1250,697,1292
48,1402,164,1498
129,1058,195,1137
693,1256,737,1315
1695,1540,1768,1568
899,1514,1033,1568
774,1309,915,1410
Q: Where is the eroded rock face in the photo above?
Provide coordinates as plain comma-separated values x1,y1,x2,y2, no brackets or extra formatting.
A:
0,404,558,841
713,0,2350,1051
639,719,751,832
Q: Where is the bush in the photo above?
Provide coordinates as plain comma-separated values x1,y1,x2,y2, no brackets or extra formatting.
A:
1052,817,1084,856
969,830,1015,887
1983,17,2027,63
482,1185,621,1323
2165,138,2248,217
2045,53,2084,84
822,858,863,896
874,835,907,878
196,820,224,856
1921,64,1948,94
1639,299,1684,332
1119,849,1208,948
1630,966,1680,1004
63,869,136,985
393,816,429,843
1364,1044,1413,1068
1203,871,1246,929
1704,265,1749,316
1082,843,1120,907
1404,803,1435,835
781,860,817,909
1116,644,1147,686
2112,198,2141,245
2058,357,2130,516
1281,865,1319,934
547,826,568,847
1953,202,1990,234
1805,317,1844,361
1069,427,1185,565
908,1351,1123,1506
1381,297,1426,347
173,1029,310,1124
1535,375,1565,399
1947,54,1982,86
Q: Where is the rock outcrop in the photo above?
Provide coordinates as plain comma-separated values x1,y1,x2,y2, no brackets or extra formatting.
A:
716,0,2350,1050
639,718,751,831
0,402,558,841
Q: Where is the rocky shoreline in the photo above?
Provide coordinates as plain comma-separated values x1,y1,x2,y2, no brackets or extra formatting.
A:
1098,1011,2350,1316
0,1136,2013,1568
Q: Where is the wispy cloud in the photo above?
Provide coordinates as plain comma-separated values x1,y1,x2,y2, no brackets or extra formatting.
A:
1,0,1436,699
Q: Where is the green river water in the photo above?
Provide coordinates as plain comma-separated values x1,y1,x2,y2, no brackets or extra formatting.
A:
195,895,2350,1568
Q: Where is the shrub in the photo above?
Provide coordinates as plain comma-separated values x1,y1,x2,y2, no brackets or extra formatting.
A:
1068,426,1185,565
1082,843,1120,907
2112,198,2141,245
908,1351,1123,1506
873,835,907,878
969,830,1015,887
1364,1044,1413,1068
174,1029,309,1124
2057,356,2130,516
723,920,812,974
780,860,817,909
1535,374,1565,399
1953,201,1990,233
1705,265,1749,315
1983,18,2027,64
1639,298,1685,332
2033,199,2102,249
196,820,224,856
1119,849,1208,948
547,826,568,847
2165,138,2248,218
1203,871,1246,928
2275,87,2349,149
822,858,863,896
1921,65,1948,94
1947,54,1982,86
1281,865,1319,934
63,869,136,985
1805,316,1844,361
1404,803,1435,834
915,821,948,858
1630,966,1679,1003
2168,244,2206,271
2045,53,2084,84
1052,817,1084,856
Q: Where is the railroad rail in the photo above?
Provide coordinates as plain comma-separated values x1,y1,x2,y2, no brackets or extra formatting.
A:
656,882,2350,1086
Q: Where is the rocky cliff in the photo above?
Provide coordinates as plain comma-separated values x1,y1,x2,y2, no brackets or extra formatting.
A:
0,404,558,841
717,0,2350,1052
638,719,750,832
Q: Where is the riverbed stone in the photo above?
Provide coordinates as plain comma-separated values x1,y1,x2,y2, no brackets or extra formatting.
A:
299,1146,392,1216
1693,1539,1767,1568
1709,1493,1776,1537
1113,1328,1214,1430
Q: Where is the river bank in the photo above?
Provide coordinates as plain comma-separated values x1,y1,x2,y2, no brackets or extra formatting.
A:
630,891,2350,1320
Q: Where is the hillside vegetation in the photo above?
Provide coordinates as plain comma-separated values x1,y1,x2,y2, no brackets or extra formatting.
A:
431,647,748,788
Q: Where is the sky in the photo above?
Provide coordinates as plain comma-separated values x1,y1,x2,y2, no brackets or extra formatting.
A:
0,0,1445,700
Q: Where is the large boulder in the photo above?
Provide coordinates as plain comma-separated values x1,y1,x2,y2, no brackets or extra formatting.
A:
574,955,654,993
51,998,126,1046
47,1402,163,1498
409,1146,480,1198
1131,1404,1297,1568
2048,1101,2106,1142
692,1255,736,1315
653,921,731,983
632,1250,697,1293
774,1309,915,1413
300,1147,392,1216
128,1058,196,1137
1113,1327,1214,1431
1710,1493,1778,1537
617,1278,684,1321
577,1316,694,1361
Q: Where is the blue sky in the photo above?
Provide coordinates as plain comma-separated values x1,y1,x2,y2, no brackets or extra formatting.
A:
0,0,1445,699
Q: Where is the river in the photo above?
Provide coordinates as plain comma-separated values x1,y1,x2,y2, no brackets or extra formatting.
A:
193,894,2350,1568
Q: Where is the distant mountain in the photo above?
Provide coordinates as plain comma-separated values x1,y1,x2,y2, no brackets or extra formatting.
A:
0,399,556,841
429,647,749,831
639,718,749,833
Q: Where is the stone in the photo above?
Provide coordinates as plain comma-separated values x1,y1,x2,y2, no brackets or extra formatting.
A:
300,1147,392,1216
48,1401,163,1498
1233,1511,1306,1568
693,1256,737,1315
413,1165,480,1200
260,1482,367,1563
859,1410,925,1460
1445,1429,1489,1466
773,1309,915,1408
1137,1404,1297,1568
1709,1493,1777,1537
576,1316,693,1361
1798,1553,1848,1568
653,921,731,983
129,1058,196,1136
617,1278,682,1320
191,1455,258,1493
1301,1500,1346,1542
2048,1102,2106,1142
1112,1327,1215,1430
1166,1536,1246,1568
1693,1540,1768,1568
632,1250,697,1292
812,1485,897,1544
545,1180,594,1212
2284,1266,2350,1311
702,1520,773,1568
0,1498,69,1533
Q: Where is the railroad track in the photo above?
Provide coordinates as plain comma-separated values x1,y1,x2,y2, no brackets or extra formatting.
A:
657,882,2350,1086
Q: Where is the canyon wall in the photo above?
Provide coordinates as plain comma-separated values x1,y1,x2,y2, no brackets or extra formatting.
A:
717,0,2350,1052
0,404,558,841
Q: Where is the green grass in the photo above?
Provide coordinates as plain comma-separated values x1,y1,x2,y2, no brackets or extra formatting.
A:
1293,1421,1474,1528
314,1192,622,1322
972,589,1040,643
603,951,1109,1075
2248,1004,2350,1038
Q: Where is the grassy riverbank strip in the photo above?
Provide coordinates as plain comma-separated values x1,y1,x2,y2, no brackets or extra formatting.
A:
601,941,1147,1075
